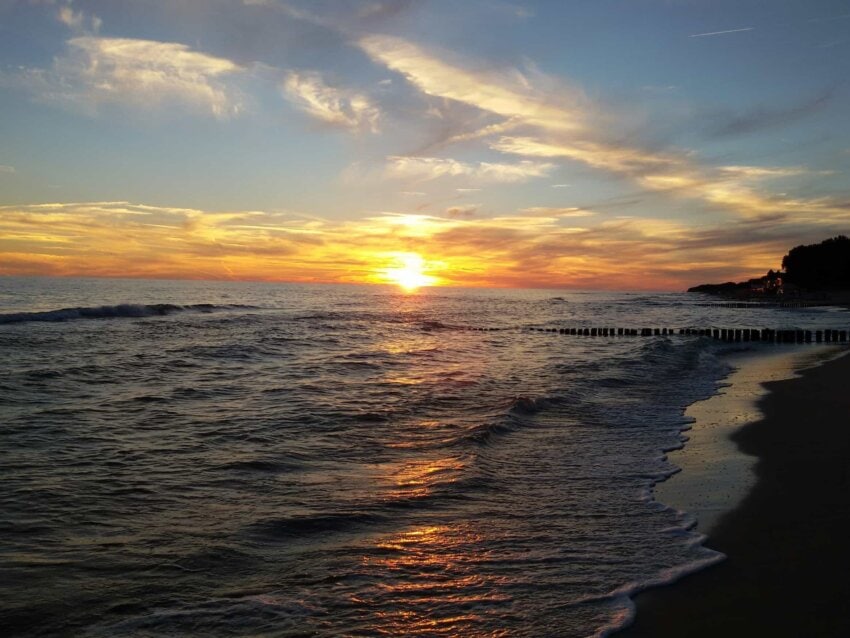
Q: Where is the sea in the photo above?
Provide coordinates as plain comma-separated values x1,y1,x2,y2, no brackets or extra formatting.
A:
2,277,847,637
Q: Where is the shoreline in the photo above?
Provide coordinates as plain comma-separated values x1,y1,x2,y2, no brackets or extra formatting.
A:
657,345,843,535
618,345,850,636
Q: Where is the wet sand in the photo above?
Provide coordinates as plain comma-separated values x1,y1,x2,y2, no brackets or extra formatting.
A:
620,349,850,637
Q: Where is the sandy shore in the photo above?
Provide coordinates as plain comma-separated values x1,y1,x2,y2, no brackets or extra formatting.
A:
619,348,850,637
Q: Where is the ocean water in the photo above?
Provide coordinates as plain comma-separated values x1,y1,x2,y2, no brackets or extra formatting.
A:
1,277,847,637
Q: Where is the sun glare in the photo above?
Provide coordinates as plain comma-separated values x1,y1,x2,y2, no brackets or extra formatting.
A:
383,253,438,292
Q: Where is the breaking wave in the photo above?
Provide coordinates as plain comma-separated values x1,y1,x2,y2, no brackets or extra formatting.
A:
0,303,257,324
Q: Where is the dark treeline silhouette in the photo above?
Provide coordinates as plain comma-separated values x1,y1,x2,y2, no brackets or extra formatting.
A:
782,235,850,289
689,236,850,298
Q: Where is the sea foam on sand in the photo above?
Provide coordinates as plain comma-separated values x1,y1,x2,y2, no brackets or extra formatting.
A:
656,344,847,534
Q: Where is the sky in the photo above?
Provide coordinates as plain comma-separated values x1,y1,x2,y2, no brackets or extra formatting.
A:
0,0,849,290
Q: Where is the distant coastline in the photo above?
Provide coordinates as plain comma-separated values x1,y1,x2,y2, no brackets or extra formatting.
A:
688,236,850,305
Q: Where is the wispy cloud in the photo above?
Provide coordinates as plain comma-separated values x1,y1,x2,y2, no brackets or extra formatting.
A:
6,37,244,118
384,156,554,183
0,165,15,174
493,135,848,218
283,71,380,132
358,35,584,132
520,207,594,218
703,91,832,138
492,136,682,173
689,27,755,38
56,3,102,34
357,35,845,220
445,204,479,219
717,165,825,179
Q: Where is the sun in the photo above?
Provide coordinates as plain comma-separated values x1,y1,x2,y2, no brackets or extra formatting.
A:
382,253,438,292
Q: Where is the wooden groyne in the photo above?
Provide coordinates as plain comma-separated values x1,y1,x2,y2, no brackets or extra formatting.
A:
696,301,831,309
459,325,850,344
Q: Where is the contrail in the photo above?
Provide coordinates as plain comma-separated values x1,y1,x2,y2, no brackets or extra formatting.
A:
689,27,755,38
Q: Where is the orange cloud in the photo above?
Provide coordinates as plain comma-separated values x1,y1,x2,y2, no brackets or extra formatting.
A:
2,201,847,290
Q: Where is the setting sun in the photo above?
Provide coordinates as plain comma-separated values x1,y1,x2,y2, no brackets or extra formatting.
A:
382,253,438,292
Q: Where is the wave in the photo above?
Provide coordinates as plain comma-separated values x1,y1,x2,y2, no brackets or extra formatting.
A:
508,395,549,415
457,395,551,446
0,303,257,325
582,549,725,637
213,459,303,474
247,475,490,541
420,319,451,330
247,511,389,540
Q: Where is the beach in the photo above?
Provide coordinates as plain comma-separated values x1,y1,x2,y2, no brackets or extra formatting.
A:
620,348,850,637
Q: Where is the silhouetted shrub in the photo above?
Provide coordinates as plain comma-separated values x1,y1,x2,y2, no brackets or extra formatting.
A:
782,236,850,289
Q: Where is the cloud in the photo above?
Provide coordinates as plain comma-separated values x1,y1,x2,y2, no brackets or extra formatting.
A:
717,165,822,179
704,91,833,138
0,165,15,174
358,35,583,132
239,0,422,41
283,71,380,132
495,134,850,219
2,200,848,289
7,36,244,118
492,136,682,174
57,3,102,33
520,207,594,218
445,204,479,219
355,0,420,23
358,34,848,221
0,201,324,280
384,156,553,183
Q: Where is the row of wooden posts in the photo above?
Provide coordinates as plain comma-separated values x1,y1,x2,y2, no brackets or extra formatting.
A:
700,301,825,309
461,325,850,344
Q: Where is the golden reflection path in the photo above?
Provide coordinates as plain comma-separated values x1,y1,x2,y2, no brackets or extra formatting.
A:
355,523,514,636
344,297,518,634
